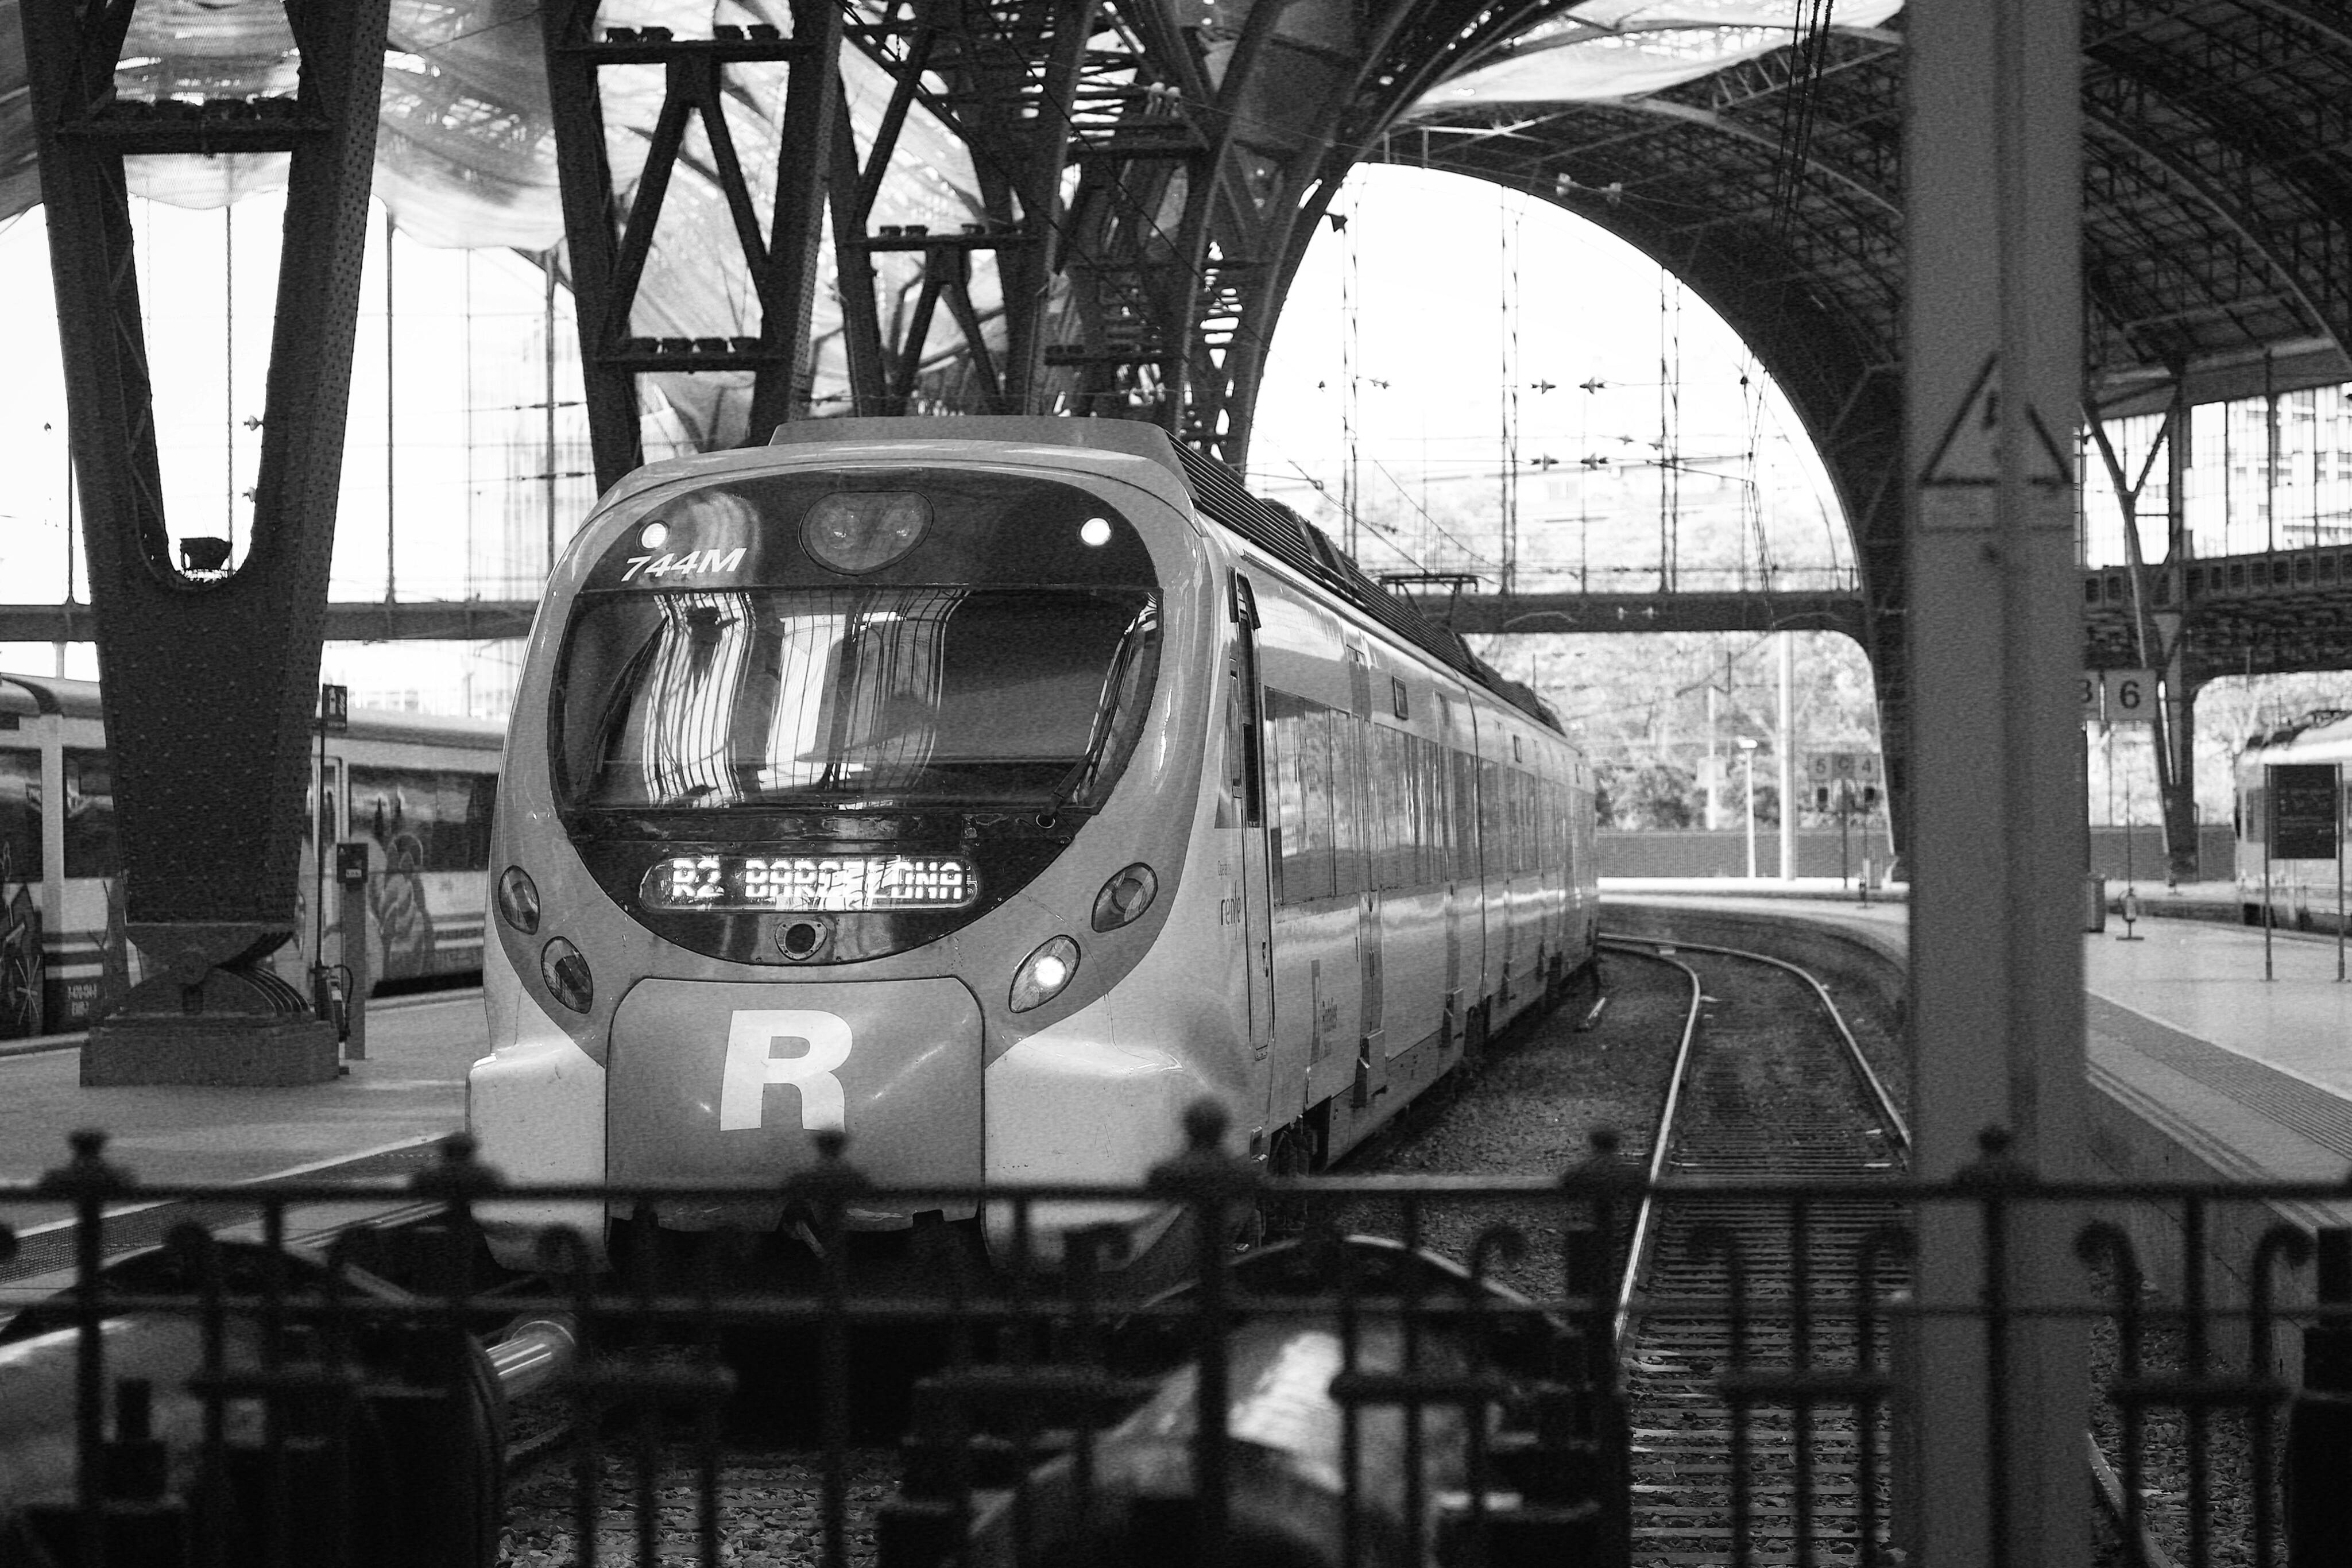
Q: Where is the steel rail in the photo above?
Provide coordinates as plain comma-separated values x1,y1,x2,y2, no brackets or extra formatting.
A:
1601,928,2173,1566
1595,937,1705,1346
1608,932,1910,1159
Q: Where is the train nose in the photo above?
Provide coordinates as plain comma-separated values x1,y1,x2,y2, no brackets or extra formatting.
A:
607,977,983,1229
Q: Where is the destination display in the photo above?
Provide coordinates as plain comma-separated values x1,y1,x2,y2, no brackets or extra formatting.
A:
641,853,980,912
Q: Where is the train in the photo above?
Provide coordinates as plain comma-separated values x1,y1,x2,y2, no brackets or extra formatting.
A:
0,671,502,1040
469,416,1599,1271
2234,706,2352,927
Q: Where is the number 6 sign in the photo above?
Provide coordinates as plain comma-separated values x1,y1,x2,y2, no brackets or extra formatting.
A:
2082,668,2159,725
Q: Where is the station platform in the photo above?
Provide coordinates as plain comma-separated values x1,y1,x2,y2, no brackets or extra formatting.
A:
0,990,483,1301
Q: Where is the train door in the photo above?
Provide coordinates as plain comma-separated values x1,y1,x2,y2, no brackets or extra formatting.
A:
1231,575,1278,1133
289,754,345,980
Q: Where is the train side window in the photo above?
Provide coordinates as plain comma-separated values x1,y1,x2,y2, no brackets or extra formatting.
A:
0,749,41,882
1410,735,1438,885
1529,775,1544,873
1432,740,1453,884
1267,691,1335,904
1510,771,1533,874
1452,750,1479,882
354,766,463,872
1561,781,1575,873
1347,647,1373,719
63,749,117,878
1303,703,1340,900
1479,760,1504,878
1407,738,1428,885
1374,726,1408,889
1534,775,1550,873
1271,693,1299,900
1330,710,1365,894
1389,729,1414,889
1264,688,1293,901
2246,787,2266,843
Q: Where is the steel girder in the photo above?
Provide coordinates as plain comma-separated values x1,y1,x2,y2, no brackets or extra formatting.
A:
821,0,1389,464
538,0,1568,470
543,0,844,491
20,0,388,998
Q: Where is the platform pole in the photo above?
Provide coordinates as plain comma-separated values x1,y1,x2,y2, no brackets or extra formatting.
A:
1778,632,1797,881
1901,0,2087,1562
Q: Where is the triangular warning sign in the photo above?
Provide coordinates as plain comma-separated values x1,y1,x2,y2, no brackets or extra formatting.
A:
1921,354,2071,486
1922,357,2001,484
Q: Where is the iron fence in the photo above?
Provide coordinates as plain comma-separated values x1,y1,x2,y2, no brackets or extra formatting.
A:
5,1114,2352,1567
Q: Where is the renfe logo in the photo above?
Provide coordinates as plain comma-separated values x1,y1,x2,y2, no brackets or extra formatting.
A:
719,1010,853,1131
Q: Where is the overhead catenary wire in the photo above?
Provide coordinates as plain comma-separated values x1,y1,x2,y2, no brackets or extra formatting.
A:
1244,425,1504,575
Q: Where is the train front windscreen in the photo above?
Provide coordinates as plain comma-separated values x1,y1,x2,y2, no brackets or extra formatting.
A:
555,469,1162,815
557,584,1157,815
546,468,1165,961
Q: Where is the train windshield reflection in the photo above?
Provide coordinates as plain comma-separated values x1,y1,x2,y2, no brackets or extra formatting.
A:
556,586,1159,811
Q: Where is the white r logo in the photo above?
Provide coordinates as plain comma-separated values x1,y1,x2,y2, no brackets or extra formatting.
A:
719,1010,853,1131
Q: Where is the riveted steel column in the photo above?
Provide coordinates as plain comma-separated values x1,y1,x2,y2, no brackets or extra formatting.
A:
540,0,640,489
1902,0,2086,1561
23,0,389,1083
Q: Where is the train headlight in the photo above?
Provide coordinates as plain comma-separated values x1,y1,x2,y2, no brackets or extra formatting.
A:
1009,936,1080,1013
1090,864,1158,932
497,866,541,935
802,492,929,574
541,938,594,1013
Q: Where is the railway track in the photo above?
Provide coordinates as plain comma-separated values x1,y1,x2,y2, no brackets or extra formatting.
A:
1601,936,1912,1566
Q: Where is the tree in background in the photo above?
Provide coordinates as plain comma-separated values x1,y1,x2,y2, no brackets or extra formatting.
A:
1596,760,1701,827
1473,629,1881,828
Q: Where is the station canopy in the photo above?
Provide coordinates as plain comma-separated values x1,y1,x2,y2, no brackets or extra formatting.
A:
3,0,2348,433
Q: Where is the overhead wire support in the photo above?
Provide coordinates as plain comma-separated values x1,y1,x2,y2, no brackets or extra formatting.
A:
1658,271,1682,591
1499,193,1521,597
1339,192,1362,559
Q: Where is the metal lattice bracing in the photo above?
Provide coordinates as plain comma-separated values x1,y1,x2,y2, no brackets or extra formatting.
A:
534,0,1572,470
826,0,1423,464
542,0,844,490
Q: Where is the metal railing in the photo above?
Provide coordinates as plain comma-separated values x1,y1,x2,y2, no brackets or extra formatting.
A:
5,1115,2352,1567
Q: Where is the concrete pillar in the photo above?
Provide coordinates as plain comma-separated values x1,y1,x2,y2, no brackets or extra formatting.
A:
1902,0,2088,1561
